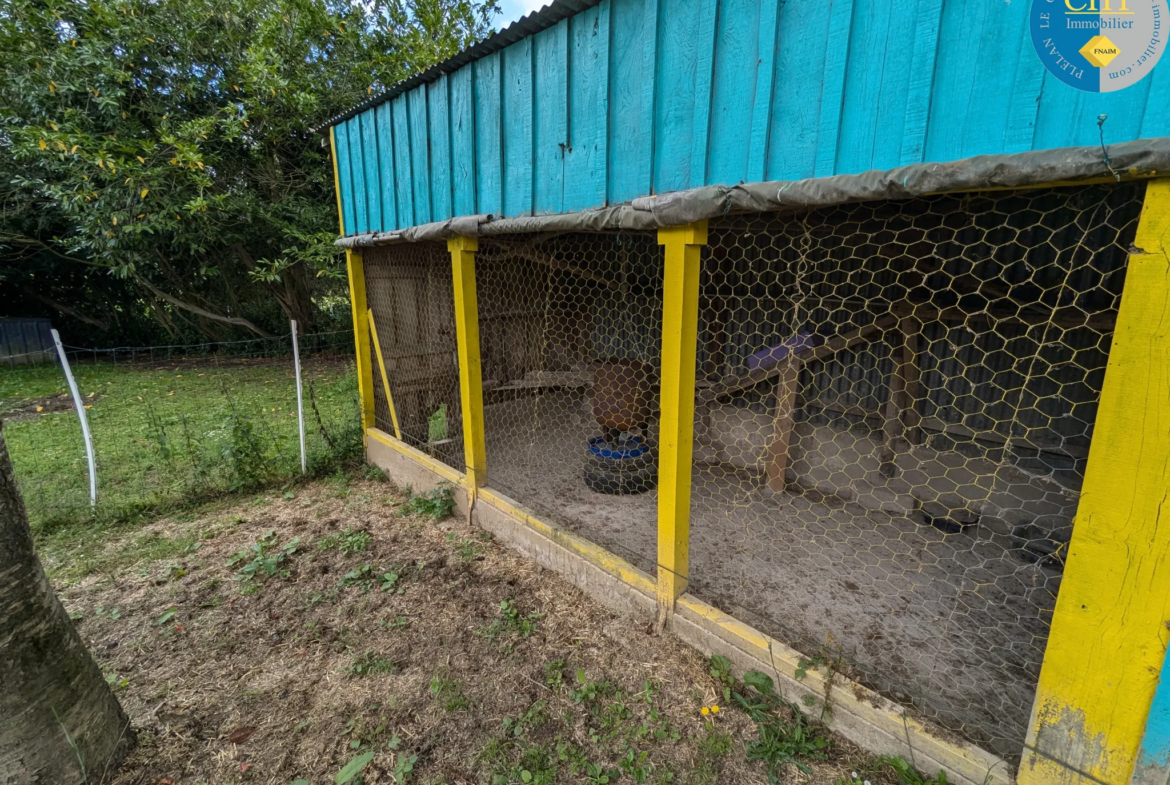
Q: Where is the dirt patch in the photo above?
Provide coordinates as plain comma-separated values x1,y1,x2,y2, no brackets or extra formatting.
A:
1,392,82,421
56,476,892,785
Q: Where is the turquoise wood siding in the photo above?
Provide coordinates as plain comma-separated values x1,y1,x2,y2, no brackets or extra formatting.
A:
333,0,1170,234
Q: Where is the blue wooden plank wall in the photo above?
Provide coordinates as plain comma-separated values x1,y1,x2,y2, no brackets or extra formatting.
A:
333,0,1170,235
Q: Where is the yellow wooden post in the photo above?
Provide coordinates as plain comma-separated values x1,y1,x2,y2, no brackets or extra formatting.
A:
449,235,487,492
347,251,376,434
1019,178,1170,785
331,127,376,437
656,221,707,617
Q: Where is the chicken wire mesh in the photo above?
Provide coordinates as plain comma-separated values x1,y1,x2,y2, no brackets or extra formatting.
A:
0,330,361,531
475,232,665,572
688,182,1144,759
363,242,464,472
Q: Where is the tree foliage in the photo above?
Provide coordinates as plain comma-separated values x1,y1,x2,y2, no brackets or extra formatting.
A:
0,0,498,342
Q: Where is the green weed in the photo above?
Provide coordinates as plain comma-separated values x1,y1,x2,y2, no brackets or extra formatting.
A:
105,673,129,691
482,599,541,644
744,711,829,781
618,745,653,782
877,755,949,785
362,463,387,482
502,700,548,737
427,404,448,443
348,652,396,677
338,564,402,594
585,763,622,784
708,654,733,703
392,751,418,783
543,659,566,690
708,656,831,783
492,743,557,785
446,532,484,562
400,483,456,521
320,528,372,554
430,674,469,711
698,729,733,758
569,669,612,707
227,529,300,586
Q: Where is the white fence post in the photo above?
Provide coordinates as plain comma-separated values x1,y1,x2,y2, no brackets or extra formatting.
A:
51,329,97,507
292,320,307,475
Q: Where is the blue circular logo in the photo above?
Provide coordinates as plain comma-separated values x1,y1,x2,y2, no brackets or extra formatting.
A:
1031,0,1166,92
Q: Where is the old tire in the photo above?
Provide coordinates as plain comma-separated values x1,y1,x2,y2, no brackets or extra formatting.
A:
584,460,658,494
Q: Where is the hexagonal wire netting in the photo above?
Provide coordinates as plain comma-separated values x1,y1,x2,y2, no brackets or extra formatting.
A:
690,182,1144,759
363,241,464,471
475,232,666,572
362,182,1145,761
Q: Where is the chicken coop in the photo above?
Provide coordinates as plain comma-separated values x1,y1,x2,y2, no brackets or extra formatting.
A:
317,1,1170,782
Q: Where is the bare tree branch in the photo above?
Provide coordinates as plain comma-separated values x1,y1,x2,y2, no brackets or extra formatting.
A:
134,275,275,338
231,243,257,271
0,233,98,267
19,287,109,331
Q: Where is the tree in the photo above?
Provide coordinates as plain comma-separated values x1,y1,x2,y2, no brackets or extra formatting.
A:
0,421,134,782
0,0,498,343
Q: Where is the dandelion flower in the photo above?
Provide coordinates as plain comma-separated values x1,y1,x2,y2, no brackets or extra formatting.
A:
710,705,720,714
700,707,710,716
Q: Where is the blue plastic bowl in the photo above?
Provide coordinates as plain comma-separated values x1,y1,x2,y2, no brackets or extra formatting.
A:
588,434,651,460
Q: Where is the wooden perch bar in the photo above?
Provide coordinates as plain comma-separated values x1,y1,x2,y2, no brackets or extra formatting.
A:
699,315,900,403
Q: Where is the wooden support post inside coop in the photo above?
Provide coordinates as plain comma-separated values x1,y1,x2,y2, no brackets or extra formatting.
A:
656,221,707,618
766,358,801,490
1019,178,1170,785
898,316,921,446
880,315,922,471
449,235,487,494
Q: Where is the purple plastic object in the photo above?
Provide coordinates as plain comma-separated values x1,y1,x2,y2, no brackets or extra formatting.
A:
747,331,824,371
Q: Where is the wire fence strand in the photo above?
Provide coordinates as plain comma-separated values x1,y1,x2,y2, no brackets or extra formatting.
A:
0,328,361,531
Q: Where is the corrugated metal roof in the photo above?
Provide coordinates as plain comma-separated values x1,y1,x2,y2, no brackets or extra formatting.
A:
312,0,602,133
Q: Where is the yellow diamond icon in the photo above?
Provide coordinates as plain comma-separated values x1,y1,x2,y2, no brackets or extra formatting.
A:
1080,35,1120,68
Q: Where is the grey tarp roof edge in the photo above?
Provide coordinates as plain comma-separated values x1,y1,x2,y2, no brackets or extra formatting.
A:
335,137,1170,248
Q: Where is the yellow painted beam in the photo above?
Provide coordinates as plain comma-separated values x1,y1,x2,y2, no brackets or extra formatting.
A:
448,235,487,491
366,426,466,486
478,487,660,598
1019,178,1170,785
656,221,707,614
347,250,376,434
367,308,402,440
329,127,346,235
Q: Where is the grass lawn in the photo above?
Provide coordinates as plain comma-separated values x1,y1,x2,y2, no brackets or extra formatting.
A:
48,473,930,785
0,355,360,534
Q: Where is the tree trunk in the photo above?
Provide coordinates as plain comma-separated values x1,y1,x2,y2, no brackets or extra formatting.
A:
279,262,317,332
0,422,133,784
231,244,317,331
